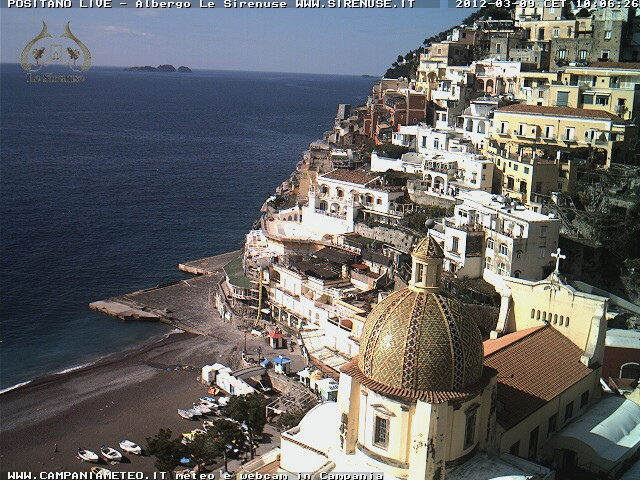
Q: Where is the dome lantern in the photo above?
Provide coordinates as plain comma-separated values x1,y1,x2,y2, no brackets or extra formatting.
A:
409,235,444,293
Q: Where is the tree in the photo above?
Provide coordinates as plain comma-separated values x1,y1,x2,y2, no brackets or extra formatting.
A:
275,410,306,431
396,55,404,63
32,47,45,66
188,430,224,471
206,419,248,471
222,393,267,459
146,428,187,479
67,47,80,66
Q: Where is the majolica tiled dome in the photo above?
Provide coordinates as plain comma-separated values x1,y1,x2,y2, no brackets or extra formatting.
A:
355,236,484,395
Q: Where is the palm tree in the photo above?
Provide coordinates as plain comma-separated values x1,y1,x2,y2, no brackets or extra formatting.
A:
32,47,45,66
67,47,80,66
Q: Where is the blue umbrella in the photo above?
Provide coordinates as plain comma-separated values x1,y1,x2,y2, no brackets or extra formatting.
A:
180,457,191,464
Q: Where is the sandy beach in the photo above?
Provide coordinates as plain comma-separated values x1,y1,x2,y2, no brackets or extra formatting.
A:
0,306,299,473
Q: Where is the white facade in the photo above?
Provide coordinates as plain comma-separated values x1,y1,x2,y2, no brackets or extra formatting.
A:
430,190,561,281
302,170,407,237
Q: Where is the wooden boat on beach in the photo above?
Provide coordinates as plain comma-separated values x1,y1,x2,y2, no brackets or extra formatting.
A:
100,445,123,463
119,439,142,455
77,448,99,463
90,467,110,477
178,409,193,420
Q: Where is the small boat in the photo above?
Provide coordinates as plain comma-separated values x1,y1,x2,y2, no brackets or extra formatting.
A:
100,445,123,463
181,432,196,445
119,439,142,455
77,448,99,463
90,467,110,477
178,409,193,420
194,403,211,414
218,397,230,406
200,396,217,404
190,428,206,437
187,408,201,417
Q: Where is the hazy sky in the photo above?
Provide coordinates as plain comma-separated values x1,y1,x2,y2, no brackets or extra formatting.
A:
1,4,471,75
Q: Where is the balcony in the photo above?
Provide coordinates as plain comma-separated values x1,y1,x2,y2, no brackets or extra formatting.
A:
615,105,628,115
315,208,346,219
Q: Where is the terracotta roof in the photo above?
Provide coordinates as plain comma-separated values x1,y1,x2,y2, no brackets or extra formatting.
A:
586,62,640,70
341,357,497,404
483,325,543,356
321,169,378,186
484,326,594,429
496,104,624,122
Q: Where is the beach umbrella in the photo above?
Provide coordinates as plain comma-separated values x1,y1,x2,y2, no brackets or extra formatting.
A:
180,457,191,465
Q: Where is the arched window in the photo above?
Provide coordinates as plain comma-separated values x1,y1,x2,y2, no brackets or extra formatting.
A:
542,312,547,322
565,317,570,327
536,310,541,320
559,317,564,326
499,243,509,255
516,250,523,259
487,238,495,250
620,362,640,380
321,185,329,194
531,308,535,319
336,188,344,198
318,201,327,211
514,270,521,278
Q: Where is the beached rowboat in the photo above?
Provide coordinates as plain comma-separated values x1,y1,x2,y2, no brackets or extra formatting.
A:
187,408,201,417
100,445,123,463
119,439,142,455
194,403,211,414
178,409,193,420
77,448,99,463
90,467,110,477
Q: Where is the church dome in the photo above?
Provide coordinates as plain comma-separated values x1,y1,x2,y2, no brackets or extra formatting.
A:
353,236,484,397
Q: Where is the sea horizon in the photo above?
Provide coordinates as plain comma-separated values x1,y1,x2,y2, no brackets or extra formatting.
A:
0,64,376,389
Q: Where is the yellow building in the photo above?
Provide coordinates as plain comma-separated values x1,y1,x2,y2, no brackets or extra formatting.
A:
551,63,640,122
488,104,636,203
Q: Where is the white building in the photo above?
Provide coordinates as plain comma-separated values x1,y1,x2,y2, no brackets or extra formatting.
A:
430,190,560,280
302,169,408,237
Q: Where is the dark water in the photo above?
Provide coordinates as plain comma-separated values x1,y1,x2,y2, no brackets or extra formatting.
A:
0,64,374,389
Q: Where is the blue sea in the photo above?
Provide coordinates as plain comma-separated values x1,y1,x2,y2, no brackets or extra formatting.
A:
0,64,375,390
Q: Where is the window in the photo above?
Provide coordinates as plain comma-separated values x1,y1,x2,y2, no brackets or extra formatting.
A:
531,308,535,319
538,90,544,98
579,49,588,60
373,416,388,448
499,243,508,255
582,93,594,105
500,122,508,134
498,262,507,276
486,238,495,250
464,408,477,449
605,30,612,39
565,317,570,327
528,426,539,459
524,167,529,174
376,198,382,205
496,43,502,54
564,127,575,141
415,263,424,284
517,123,526,136
516,250,522,259
601,50,610,60
484,257,493,269
553,28,559,38
556,91,569,106
509,441,520,456
581,390,589,408
596,95,609,106
421,136,427,148
567,27,572,37
451,237,459,254
565,401,574,422
548,414,557,437
544,125,554,138
336,188,344,198
620,362,640,380
557,49,567,60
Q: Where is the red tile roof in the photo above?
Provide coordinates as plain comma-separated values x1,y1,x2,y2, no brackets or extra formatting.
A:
321,169,378,186
484,326,594,429
483,326,544,356
496,104,624,122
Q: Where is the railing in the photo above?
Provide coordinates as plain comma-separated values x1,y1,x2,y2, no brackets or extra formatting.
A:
315,208,346,219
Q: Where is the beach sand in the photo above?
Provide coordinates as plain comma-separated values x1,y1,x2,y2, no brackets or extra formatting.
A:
1,328,297,473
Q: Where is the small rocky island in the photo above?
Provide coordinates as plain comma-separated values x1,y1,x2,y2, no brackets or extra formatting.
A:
124,65,192,73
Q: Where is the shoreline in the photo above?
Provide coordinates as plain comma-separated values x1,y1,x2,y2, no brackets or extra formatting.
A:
0,326,181,398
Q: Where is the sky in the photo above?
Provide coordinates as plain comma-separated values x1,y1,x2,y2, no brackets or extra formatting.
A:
1,3,471,75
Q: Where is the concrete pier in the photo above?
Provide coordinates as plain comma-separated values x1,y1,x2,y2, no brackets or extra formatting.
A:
90,250,241,335
178,249,241,275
